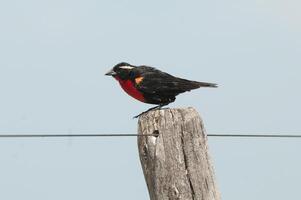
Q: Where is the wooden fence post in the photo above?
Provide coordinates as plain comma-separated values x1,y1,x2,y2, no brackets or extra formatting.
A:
137,107,220,200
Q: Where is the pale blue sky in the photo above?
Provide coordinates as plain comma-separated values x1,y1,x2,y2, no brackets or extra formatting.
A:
0,0,300,199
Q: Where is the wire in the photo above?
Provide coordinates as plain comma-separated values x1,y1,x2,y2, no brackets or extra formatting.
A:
0,133,300,138
207,134,301,138
0,134,157,138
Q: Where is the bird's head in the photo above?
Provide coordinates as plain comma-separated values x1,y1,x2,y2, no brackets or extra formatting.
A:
105,62,137,80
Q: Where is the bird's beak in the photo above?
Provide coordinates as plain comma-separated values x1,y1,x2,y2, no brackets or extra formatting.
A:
105,69,117,76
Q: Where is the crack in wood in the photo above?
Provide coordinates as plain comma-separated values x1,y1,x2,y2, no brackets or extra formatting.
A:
181,135,196,200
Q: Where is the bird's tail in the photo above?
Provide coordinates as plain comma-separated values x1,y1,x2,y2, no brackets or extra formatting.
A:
195,81,218,88
175,78,218,92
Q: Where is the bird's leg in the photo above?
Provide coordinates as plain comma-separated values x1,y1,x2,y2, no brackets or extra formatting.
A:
133,105,160,119
133,103,168,119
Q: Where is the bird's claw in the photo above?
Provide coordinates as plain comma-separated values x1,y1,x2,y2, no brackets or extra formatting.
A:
133,112,145,119
133,104,168,119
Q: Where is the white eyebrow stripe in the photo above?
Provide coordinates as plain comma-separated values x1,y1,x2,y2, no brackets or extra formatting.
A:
119,66,134,69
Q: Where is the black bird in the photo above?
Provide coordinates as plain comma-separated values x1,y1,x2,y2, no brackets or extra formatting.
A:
105,62,217,118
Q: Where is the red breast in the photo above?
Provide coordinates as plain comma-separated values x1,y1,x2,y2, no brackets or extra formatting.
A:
115,77,145,102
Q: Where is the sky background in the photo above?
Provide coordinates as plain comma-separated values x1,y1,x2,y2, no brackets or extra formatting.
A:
0,0,300,199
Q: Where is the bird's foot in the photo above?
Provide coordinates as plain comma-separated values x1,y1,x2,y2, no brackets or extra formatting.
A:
133,104,168,119
133,111,151,119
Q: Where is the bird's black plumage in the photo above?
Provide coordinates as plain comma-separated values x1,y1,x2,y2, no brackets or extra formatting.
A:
105,62,217,118
132,65,217,104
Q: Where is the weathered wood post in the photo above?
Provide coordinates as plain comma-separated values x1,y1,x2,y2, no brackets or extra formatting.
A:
137,107,220,200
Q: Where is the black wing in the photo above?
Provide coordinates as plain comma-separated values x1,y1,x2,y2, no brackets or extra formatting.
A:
135,66,217,95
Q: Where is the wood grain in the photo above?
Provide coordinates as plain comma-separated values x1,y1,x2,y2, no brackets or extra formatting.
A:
138,107,220,200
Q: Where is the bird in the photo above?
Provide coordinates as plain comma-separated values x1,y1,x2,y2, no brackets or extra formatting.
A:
105,62,217,118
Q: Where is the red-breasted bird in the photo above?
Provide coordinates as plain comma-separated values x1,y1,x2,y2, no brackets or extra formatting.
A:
105,62,217,118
